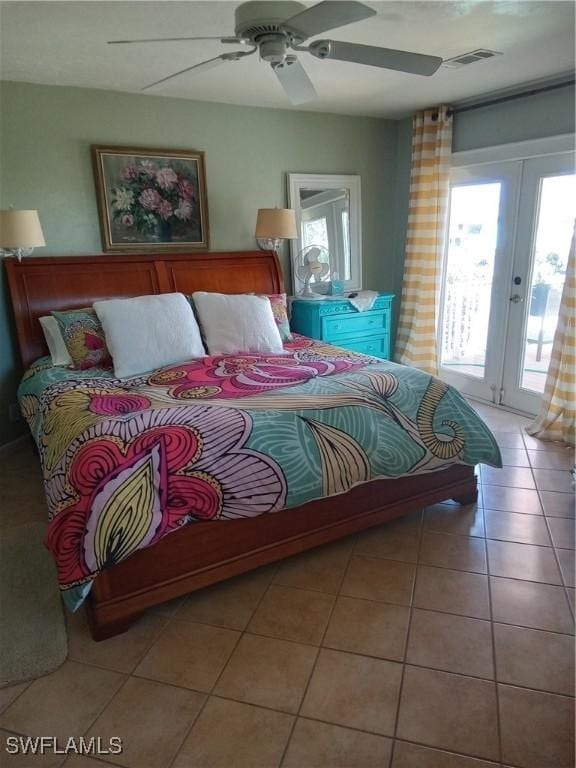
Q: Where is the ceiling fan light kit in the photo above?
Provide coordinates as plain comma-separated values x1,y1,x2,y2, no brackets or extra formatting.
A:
110,1,443,103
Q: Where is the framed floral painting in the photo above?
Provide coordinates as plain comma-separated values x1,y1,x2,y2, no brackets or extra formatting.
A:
92,145,209,251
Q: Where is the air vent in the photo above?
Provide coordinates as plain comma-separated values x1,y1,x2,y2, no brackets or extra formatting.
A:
442,49,502,69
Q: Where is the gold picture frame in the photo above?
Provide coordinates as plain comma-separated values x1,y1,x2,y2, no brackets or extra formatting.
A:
92,144,210,252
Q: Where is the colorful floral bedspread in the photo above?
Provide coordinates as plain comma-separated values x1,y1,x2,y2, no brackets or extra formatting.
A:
18,335,501,609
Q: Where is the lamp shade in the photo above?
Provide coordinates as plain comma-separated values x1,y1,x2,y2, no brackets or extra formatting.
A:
0,210,46,249
255,208,297,240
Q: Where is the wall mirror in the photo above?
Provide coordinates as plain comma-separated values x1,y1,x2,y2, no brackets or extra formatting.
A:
288,173,362,295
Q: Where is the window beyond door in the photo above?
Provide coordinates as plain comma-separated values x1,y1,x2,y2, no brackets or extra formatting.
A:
520,174,576,393
440,182,502,380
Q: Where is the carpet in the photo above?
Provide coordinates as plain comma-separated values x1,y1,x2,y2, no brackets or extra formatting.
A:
0,521,68,687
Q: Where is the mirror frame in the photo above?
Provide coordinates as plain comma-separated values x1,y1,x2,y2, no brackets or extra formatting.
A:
287,173,362,295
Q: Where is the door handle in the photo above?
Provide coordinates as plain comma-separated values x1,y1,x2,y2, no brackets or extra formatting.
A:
509,294,524,303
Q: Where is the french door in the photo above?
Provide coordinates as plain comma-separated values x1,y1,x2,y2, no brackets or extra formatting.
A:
439,150,575,415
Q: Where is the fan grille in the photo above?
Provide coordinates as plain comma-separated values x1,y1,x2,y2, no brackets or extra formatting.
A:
240,22,283,39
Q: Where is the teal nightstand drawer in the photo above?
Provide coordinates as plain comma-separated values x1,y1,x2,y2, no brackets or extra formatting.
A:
322,310,388,340
339,335,390,358
290,293,395,361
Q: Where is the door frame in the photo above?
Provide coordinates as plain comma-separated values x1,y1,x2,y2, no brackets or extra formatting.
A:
441,132,575,414
437,161,522,403
502,152,576,413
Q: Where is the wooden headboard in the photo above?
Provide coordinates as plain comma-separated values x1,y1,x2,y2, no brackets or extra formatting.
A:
5,250,284,368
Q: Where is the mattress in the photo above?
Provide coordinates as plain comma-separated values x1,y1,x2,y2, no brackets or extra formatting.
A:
18,335,501,609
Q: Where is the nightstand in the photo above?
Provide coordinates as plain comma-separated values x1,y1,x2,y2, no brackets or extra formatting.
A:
290,294,395,359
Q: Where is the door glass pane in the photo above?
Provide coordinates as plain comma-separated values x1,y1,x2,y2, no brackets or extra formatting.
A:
441,182,501,378
521,173,576,392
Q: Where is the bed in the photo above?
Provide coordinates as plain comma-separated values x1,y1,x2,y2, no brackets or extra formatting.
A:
6,250,500,640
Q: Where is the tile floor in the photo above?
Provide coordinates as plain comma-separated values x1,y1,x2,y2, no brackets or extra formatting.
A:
0,401,574,768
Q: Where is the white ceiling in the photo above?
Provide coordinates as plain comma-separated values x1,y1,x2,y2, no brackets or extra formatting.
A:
0,1,574,118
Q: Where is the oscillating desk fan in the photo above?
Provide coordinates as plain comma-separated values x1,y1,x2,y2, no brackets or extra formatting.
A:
296,245,330,297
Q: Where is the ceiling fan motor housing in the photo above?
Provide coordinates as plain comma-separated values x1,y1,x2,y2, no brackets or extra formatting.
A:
234,1,308,43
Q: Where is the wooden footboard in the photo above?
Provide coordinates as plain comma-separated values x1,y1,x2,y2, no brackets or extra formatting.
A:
86,464,477,640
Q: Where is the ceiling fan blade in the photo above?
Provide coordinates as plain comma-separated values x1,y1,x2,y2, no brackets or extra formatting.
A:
273,57,317,105
141,48,256,91
109,36,242,45
283,1,375,40
141,55,226,91
309,40,442,76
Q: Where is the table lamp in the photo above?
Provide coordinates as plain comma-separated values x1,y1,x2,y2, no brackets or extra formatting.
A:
255,208,297,251
0,210,46,261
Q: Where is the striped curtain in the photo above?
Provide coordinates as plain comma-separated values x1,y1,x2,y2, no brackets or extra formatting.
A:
526,224,576,446
395,106,453,375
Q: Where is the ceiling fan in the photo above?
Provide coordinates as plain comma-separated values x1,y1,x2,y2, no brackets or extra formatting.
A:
108,1,443,104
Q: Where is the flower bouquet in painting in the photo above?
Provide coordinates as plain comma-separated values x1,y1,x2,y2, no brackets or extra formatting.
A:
92,146,209,251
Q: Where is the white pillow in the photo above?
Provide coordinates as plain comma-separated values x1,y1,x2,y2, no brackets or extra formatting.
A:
192,292,284,355
93,293,205,378
39,315,72,366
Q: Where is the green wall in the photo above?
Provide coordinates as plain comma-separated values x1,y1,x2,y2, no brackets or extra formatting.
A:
0,80,402,444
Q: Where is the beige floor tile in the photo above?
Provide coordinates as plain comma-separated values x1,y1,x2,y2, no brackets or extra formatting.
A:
340,556,415,605
283,718,392,768
406,609,493,679
148,596,186,618
533,468,574,494
323,596,409,661
523,434,567,452
499,684,575,768
491,432,526,449
214,633,316,713
86,677,204,768
469,404,529,432
482,485,542,515
178,567,274,630
247,585,334,645
494,623,574,696
134,620,239,692
547,517,575,549
0,661,123,744
354,513,421,563
500,448,530,467
419,532,487,573
301,649,402,736
173,696,292,768
413,566,490,619
64,755,118,768
490,577,574,633
484,509,552,546
540,490,575,518
0,730,64,767
567,587,575,612
65,757,122,768
528,450,574,470
556,548,575,587
424,503,485,538
273,540,352,594
392,741,499,768
482,465,535,489
0,683,29,716
67,611,167,673
396,666,499,761
487,540,562,584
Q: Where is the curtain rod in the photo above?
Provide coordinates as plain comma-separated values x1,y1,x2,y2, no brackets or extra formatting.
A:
445,78,575,118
